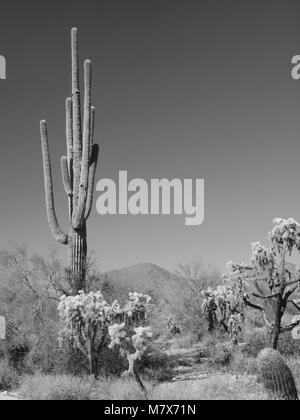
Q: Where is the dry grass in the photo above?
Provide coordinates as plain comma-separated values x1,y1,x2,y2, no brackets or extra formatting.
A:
19,372,268,400
287,357,300,394
150,374,268,400
0,360,19,391
19,374,152,400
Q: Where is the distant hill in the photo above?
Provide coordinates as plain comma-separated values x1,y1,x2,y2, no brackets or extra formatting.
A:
104,262,180,289
93,262,184,306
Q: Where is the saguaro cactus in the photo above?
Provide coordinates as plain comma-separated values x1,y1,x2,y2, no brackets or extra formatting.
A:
40,28,99,293
257,348,298,400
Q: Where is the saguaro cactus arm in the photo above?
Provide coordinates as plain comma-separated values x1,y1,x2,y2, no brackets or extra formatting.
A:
73,59,92,228
61,156,72,196
71,27,82,211
85,143,99,220
65,97,73,177
90,106,95,148
40,120,68,245
65,97,73,220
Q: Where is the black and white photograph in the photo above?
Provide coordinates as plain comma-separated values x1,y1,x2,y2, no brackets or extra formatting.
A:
1,0,300,404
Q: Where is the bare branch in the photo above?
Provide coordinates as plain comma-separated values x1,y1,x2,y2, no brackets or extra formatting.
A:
252,292,279,300
286,300,300,312
243,296,272,330
285,278,300,287
280,320,300,333
283,286,298,301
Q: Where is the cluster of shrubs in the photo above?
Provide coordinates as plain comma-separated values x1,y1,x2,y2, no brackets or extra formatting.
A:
197,329,300,378
18,375,149,400
0,360,19,391
1,321,300,399
0,339,171,396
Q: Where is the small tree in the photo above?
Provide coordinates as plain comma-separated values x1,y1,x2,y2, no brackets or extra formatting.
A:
0,242,66,370
222,218,300,349
174,260,222,336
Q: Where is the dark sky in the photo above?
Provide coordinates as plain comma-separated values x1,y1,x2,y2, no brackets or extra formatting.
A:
1,0,300,272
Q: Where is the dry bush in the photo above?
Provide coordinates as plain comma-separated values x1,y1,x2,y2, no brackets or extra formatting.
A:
229,351,258,375
150,374,267,400
286,358,300,393
206,342,235,367
19,374,152,400
19,374,97,400
19,372,268,400
172,260,222,338
170,333,199,350
241,329,269,357
139,346,172,382
278,333,300,357
0,359,19,391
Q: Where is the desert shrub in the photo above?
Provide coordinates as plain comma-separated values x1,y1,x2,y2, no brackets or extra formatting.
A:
286,358,300,392
200,328,229,351
139,347,172,382
105,377,152,400
19,374,97,400
0,359,19,391
245,309,267,328
208,342,235,366
172,261,222,338
150,374,267,400
229,350,258,375
7,342,30,373
19,374,151,400
241,330,268,357
170,333,199,350
97,346,127,377
42,343,89,376
3,326,31,373
278,332,300,357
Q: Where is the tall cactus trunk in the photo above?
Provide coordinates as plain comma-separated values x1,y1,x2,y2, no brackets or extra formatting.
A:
40,28,99,294
68,225,87,293
270,252,286,350
271,294,283,350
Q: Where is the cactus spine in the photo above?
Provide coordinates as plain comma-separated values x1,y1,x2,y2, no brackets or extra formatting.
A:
40,28,99,293
257,348,298,400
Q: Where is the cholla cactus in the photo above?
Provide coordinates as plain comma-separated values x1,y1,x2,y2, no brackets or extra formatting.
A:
201,284,244,342
163,314,182,336
201,288,217,332
123,292,152,323
58,291,112,376
270,217,300,254
217,218,300,349
109,323,152,392
40,28,99,293
257,348,298,400
227,314,242,344
58,290,152,378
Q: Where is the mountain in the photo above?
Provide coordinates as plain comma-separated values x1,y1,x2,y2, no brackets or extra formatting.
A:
105,262,179,288
93,262,184,306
